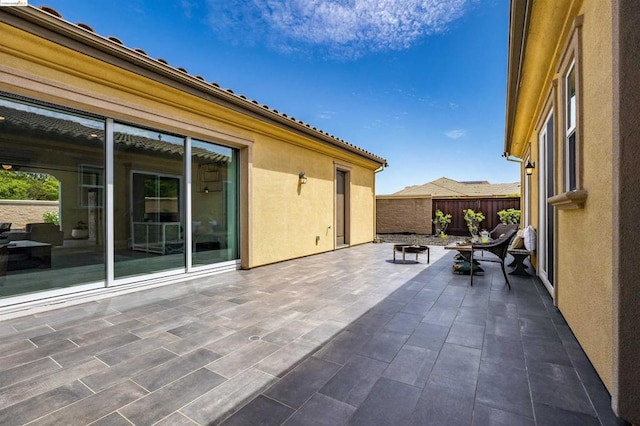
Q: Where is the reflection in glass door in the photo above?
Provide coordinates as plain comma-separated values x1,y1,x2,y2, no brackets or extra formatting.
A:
0,96,105,298
113,123,184,280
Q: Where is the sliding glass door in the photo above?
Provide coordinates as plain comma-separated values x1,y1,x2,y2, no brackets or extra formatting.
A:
1,94,241,301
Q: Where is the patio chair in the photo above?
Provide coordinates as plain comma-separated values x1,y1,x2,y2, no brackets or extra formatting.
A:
470,226,518,289
488,223,519,240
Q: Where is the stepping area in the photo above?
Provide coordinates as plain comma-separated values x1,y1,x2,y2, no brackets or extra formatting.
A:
0,243,627,425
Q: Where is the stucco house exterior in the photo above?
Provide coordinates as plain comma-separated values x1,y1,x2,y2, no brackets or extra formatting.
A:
0,6,386,315
504,0,639,422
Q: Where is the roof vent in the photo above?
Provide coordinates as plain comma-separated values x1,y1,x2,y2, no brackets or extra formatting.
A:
195,75,205,81
177,67,188,73
76,23,95,32
226,89,234,94
133,48,148,56
40,6,62,18
211,82,220,87
157,58,169,64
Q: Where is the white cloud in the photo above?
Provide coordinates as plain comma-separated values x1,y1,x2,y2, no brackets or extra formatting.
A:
316,110,335,119
445,129,466,139
206,0,470,58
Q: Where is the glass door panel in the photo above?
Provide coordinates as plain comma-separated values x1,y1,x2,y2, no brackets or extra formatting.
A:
113,123,184,280
0,96,105,297
538,112,555,297
191,139,239,266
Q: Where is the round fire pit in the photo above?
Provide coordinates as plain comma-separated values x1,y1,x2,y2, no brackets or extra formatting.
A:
393,244,430,264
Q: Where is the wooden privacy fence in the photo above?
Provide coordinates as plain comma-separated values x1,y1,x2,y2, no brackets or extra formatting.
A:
433,198,521,236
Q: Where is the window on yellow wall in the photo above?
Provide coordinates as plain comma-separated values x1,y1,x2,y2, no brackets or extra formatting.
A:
566,61,577,191
549,15,587,210
556,15,585,196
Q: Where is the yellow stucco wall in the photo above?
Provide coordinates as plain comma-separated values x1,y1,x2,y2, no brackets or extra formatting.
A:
0,15,381,269
555,0,613,389
509,0,614,389
250,135,376,267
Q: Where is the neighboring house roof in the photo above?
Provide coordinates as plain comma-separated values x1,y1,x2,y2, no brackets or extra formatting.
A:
1,5,387,168
392,177,520,198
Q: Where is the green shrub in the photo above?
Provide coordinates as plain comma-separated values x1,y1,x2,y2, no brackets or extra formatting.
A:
463,208,485,236
432,209,452,239
42,211,59,225
498,208,521,225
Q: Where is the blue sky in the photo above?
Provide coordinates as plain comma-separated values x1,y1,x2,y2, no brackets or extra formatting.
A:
37,0,517,194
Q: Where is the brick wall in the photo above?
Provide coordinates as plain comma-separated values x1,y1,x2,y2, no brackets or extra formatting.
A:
376,196,432,234
0,200,59,229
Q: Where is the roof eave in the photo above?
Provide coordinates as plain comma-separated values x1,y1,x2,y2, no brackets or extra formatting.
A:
504,0,532,158
2,6,387,168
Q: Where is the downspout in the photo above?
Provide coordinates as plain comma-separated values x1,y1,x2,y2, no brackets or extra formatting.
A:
374,162,388,173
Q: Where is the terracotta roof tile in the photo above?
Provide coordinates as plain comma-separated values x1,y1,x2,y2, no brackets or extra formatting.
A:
26,6,387,167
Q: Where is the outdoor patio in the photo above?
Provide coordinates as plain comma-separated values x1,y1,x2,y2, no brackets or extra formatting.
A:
0,243,626,425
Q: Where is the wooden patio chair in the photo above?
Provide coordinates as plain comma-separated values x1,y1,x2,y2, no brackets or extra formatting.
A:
470,226,518,289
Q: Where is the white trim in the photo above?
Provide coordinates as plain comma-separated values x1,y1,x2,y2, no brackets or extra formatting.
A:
185,136,193,271
106,118,115,285
538,111,555,299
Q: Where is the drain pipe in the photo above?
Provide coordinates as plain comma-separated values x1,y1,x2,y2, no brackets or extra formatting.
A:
374,162,388,173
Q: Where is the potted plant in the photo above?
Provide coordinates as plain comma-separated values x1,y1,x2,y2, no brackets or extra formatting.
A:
463,208,485,241
71,221,89,239
432,209,452,240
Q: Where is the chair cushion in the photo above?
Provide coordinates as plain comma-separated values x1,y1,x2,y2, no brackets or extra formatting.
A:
510,235,525,249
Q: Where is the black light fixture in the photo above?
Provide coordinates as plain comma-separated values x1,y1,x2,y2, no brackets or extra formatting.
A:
203,185,209,194
525,160,536,176
298,172,307,185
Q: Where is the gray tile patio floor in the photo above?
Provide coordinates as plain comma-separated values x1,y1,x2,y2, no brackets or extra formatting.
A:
0,243,627,425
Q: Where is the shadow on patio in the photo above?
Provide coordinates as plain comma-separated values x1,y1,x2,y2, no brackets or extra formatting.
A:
0,244,627,425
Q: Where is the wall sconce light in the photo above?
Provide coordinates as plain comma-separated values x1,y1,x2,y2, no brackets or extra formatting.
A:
298,172,307,185
203,185,209,194
525,160,536,176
